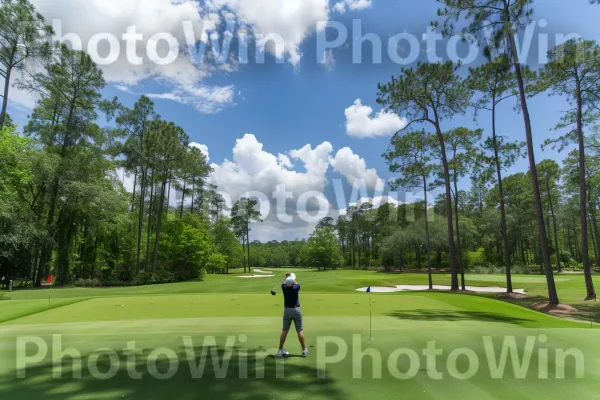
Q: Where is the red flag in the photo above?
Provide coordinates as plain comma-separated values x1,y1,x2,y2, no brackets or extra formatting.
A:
45,275,53,284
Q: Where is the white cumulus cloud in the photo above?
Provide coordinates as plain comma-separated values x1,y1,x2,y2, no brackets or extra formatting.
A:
189,142,210,161
344,99,407,138
206,0,330,66
332,0,373,14
209,134,334,240
16,0,332,116
329,147,381,190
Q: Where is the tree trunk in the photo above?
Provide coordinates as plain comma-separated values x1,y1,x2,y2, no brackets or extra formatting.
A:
453,172,466,290
180,181,186,217
590,200,600,267
135,168,146,273
436,128,459,290
575,74,596,299
423,178,433,290
165,173,172,218
191,179,195,213
0,60,14,130
509,32,559,304
492,101,513,292
246,227,251,274
36,177,60,287
152,179,167,272
145,174,155,270
545,179,561,273
588,212,599,265
573,220,581,261
91,236,98,280
130,172,137,212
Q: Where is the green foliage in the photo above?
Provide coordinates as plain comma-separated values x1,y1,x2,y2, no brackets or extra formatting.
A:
299,226,342,271
74,278,101,288
159,216,212,281
0,0,53,128
206,253,228,274
132,271,153,286
465,247,487,269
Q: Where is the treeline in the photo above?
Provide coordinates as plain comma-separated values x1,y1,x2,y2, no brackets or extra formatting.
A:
0,0,271,288
313,151,600,274
302,1,600,305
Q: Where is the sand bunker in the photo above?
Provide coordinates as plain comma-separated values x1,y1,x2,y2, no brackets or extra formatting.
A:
356,285,525,294
238,274,275,278
253,269,271,274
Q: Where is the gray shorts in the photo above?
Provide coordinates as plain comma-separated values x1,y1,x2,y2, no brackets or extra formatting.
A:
282,307,303,332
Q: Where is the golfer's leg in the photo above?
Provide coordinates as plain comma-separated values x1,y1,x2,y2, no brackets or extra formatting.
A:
295,309,305,349
297,330,306,349
279,331,288,350
280,310,292,349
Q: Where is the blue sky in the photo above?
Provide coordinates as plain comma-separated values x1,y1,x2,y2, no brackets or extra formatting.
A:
7,0,600,240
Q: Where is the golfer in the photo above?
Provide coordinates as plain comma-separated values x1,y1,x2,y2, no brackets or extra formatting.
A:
277,272,308,357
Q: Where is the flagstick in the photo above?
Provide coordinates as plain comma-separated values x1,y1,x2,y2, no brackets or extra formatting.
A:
48,277,53,308
368,291,374,341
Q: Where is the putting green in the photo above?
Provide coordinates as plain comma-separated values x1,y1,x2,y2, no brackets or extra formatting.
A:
1,270,599,399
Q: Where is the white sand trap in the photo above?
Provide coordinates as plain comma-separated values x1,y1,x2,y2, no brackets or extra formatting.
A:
356,285,525,294
238,274,275,278
253,269,271,274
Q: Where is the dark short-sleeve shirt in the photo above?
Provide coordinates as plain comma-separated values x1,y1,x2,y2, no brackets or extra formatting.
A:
281,284,301,308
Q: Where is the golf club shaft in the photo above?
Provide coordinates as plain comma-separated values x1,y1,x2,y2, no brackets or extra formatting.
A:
272,274,286,291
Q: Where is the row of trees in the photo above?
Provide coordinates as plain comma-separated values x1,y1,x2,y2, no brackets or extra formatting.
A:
301,0,600,305
0,0,274,287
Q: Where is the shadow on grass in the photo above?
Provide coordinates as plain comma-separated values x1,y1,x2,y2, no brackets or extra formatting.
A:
386,309,534,325
0,346,344,400
490,294,600,326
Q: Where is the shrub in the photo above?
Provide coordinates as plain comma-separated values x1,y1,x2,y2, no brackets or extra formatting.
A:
151,269,176,284
13,280,33,289
465,248,487,269
205,253,228,274
100,278,132,287
73,278,102,287
0,291,9,300
132,271,153,286
471,265,502,274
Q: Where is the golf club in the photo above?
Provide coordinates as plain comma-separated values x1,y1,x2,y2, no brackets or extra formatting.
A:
270,274,286,296
270,273,296,295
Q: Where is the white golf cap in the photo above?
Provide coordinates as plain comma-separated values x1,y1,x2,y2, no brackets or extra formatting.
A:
289,273,296,280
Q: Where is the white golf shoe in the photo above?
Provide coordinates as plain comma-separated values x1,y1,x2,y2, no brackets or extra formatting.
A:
276,349,290,357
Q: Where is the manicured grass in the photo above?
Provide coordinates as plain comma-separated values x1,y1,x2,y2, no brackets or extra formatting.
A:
6,269,598,300
1,270,599,399
0,298,86,324
2,292,578,328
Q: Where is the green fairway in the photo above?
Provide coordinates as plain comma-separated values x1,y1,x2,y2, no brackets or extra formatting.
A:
1,270,599,399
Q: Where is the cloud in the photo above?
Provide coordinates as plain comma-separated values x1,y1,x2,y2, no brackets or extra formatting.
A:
209,134,334,240
189,142,210,161
351,195,401,208
332,0,373,14
329,147,381,190
114,134,390,240
344,99,407,138
205,0,330,66
27,0,236,114
145,85,235,114
321,49,336,71
277,154,293,169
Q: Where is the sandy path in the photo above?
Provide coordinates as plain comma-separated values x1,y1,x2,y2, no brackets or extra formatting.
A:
356,285,525,294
